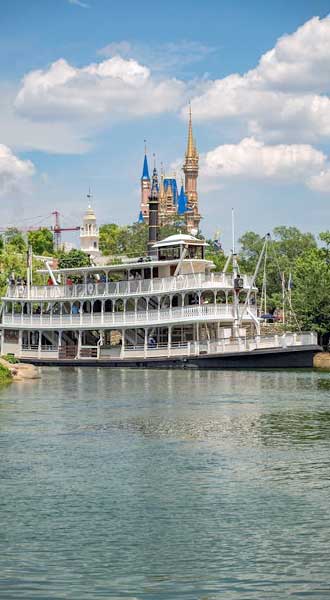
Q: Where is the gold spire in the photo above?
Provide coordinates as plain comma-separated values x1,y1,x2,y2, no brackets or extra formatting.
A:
186,102,196,158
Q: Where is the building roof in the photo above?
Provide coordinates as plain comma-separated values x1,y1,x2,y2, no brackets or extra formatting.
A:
83,204,97,219
141,154,150,180
153,234,208,248
138,210,145,224
177,185,187,215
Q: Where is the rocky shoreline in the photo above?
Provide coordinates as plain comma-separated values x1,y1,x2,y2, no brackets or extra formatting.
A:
0,357,40,382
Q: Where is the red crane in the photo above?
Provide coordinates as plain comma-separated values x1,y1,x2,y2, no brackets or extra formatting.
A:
51,210,80,251
0,210,80,251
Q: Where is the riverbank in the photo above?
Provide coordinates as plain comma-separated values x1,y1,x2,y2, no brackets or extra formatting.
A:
0,357,40,382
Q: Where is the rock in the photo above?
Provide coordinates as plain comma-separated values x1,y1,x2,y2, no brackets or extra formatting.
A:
313,352,330,370
0,357,40,381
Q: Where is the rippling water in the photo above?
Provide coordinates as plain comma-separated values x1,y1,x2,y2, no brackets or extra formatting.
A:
1,368,330,599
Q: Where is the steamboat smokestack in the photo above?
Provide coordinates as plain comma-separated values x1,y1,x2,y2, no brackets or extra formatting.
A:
147,165,159,258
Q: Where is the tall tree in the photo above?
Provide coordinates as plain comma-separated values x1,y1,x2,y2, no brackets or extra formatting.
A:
57,249,90,269
28,228,54,256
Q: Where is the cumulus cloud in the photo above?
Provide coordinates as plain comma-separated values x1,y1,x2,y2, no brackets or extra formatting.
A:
200,137,326,186
0,144,35,195
15,56,186,122
308,168,330,192
68,0,89,8
189,16,330,143
98,40,215,74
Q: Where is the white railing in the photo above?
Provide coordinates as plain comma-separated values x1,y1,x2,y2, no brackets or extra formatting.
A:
3,303,257,328
5,272,255,300
17,331,318,360
122,331,318,358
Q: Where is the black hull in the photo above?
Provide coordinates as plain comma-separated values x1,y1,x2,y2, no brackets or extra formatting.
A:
20,345,321,369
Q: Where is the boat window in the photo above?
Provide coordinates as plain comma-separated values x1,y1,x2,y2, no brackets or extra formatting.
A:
158,246,181,260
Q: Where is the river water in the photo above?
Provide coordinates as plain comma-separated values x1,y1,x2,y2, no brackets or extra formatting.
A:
1,368,330,599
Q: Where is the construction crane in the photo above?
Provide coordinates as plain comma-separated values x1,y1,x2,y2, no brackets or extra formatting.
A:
51,210,80,252
0,211,80,251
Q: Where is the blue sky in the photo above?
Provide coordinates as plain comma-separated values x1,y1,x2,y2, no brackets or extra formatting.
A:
1,0,330,249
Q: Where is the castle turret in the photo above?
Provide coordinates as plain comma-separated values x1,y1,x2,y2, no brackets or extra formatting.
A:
140,149,151,224
147,165,159,258
80,204,100,257
183,106,200,234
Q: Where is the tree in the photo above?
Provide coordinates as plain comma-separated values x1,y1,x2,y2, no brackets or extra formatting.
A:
57,249,90,269
0,247,27,296
4,228,27,253
28,228,54,256
238,226,317,311
99,223,123,256
292,241,330,340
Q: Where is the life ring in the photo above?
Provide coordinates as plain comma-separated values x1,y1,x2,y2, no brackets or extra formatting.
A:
87,283,95,295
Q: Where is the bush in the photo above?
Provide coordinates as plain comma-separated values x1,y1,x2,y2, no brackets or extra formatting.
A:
2,354,19,364
0,363,12,383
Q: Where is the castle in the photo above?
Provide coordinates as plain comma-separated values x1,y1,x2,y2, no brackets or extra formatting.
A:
138,108,201,235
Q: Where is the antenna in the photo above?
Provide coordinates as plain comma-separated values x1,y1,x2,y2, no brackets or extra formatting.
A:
231,208,236,255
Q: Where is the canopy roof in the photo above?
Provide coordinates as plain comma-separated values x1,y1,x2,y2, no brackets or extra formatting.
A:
153,234,208,248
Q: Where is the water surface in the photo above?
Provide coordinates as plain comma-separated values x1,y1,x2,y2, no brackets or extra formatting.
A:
1,368,330,599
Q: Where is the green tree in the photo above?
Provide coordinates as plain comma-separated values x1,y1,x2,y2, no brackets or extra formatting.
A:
99,223,123,256
4,228,27,253
0,247,27,295
57,249,90,269
28,228,54,256
238,226,317,311
292,239,330,338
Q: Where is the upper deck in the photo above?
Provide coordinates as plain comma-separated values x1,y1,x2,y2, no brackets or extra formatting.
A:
5,271,256,301
3,234,256,302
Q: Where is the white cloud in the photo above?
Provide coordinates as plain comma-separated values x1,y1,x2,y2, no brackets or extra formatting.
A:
98,40,215,74
0,84,90,155
308,168,330,192
254,16,330,93
15,56,186,122
201,137,326,185
68,0,89,8
189,16,330,143
0,144,35,195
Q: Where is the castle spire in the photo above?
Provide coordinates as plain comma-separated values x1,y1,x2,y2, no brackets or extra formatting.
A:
141,143,150,181
186,103,196,158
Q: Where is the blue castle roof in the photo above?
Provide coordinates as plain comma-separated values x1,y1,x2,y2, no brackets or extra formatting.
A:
138,210,145,224
141,154,150,180
177,185,188,215
164,178,178,205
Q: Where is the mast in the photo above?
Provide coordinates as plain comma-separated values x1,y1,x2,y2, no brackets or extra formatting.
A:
231,209,240,338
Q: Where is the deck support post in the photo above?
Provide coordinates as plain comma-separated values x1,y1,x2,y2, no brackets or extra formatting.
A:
168,326,172,358
120,329,125,359
77,330,82,359
38,330,42,358
144,328,148,359
18,329,22,358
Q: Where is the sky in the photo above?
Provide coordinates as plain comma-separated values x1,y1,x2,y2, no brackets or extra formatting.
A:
1,0,330,249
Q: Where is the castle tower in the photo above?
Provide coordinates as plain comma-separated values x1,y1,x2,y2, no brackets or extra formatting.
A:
80,204,100,257
147,165,160,257
140,149,151,224
183,106,200,233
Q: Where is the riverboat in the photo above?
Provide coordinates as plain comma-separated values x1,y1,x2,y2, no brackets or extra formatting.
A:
0,230,320,369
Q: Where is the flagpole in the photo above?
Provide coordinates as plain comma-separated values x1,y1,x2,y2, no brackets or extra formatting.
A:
282,272,285,325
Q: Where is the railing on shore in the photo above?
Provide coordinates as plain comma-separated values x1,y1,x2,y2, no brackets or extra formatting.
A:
18,331,318,360
3,303,257,328
5,272,255,301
